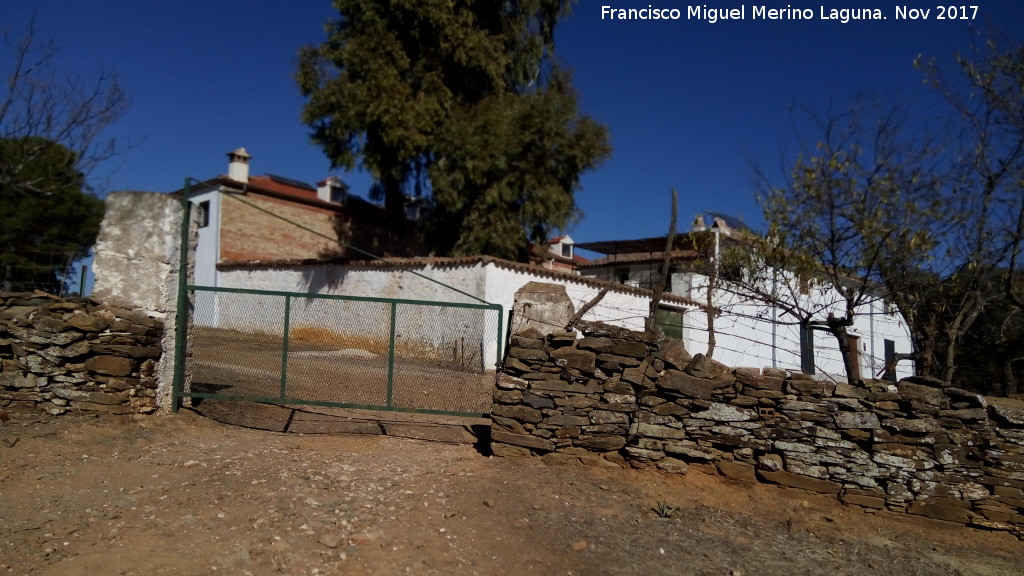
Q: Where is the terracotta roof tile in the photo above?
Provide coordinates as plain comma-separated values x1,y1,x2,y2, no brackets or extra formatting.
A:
216,254,704,309
579,250,701,267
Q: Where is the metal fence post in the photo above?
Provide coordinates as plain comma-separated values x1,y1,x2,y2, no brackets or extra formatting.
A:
280,295,292,402
387,301,397,408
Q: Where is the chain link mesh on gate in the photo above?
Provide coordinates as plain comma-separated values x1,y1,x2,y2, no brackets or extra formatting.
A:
177,286,503,417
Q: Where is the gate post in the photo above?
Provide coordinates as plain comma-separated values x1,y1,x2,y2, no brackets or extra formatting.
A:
172,179,194,413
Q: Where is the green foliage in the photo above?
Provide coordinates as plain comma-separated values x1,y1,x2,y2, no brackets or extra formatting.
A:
296,0,609,259
750,32,1024,386
653,500,677,518
0,137,104,290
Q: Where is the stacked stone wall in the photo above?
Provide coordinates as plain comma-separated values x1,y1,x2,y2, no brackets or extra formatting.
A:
0,292,162,417
492,325,1024,537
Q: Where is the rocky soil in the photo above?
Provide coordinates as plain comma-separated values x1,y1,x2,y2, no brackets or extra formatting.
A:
1,410,1022,576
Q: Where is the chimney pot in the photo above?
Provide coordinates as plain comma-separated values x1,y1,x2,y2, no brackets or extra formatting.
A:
227,147,251,183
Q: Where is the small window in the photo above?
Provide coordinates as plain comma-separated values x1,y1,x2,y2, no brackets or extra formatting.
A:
615,267,629,284
330,188,346,205
655,306,684,340
884,300,895,316
197,200,210,228
799,325,815,375
883,339,897,382
561,243,571,258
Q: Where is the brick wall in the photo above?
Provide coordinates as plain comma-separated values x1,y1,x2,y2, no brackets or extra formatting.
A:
219,193,338,262
492,323,1024,537
219,193,421,262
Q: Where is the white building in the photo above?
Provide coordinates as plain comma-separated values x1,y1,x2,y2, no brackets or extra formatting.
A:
210,256,702,369
576,214,914,382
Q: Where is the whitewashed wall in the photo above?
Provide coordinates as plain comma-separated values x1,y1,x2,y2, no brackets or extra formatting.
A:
681,271,913,382
215,261,697,368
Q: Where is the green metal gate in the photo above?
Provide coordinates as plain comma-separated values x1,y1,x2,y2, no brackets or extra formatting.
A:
170,180,504,418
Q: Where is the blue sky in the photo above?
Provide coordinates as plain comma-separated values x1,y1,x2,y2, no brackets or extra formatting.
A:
7,1,1024,258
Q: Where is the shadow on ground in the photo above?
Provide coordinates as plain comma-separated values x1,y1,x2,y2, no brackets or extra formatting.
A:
189,398,491,452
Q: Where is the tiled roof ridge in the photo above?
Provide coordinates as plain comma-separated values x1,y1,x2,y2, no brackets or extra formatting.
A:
216,254,704,309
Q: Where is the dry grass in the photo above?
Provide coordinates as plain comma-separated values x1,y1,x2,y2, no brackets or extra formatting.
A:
288,324,483,370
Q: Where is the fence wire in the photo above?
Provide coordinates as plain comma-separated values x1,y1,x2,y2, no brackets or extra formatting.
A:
0,249,85,295
180,286,502,417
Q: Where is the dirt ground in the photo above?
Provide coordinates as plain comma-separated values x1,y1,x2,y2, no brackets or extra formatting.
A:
1,409,1023,576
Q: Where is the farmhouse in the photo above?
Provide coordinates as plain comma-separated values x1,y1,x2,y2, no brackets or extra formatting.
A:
179,148,422,288
575,213,914,382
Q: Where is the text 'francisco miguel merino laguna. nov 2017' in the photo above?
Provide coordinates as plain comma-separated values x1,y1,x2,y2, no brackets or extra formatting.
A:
600,5,980,24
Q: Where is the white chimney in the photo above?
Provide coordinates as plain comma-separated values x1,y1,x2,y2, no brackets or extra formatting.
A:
227,147,251,183
317,176,347,204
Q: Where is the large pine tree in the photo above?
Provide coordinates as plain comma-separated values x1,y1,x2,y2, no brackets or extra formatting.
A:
296,0,609,259
0,137,104,292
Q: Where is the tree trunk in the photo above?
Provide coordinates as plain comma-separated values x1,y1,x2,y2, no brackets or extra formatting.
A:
647,188,677,333
1006,357,1022,396
828,323,859,384
940,291,985,386
705,256,717,359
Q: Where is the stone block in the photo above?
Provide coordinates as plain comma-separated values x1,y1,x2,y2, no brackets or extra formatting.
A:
522,392,555,409
493,389,523,404
84,355,135,376
757,453,784,471
544,415,590,427
0,371,42,389
834,411,880,429
881,418,937,434
492,416,529,435
69,401,132,414
656,457,689,474
897,381,946,407
490,429,555,452
603,379,634,394
990,401,1024,427
787,379,836,397
603,340,648,359
510,347,549,362
938,408,987,422
907,500,970,523
656,370,714,399
510,282,575,337
635,423,688,440
89,344,161,358
503,358,531,373
511,335,546,350
65,314,109,332
577,435,626,451
842,493,886,509
590,410,629,425
757,469,842,495
716,460,756,483
690,402,756,422
657,338,691,370
492,404,543,424
541,452,581,466
652,402,688,416
624,446,664,460
833,383,869,399
551,347,596,374
31,316,69,334
490,443,534,458
53,388,127,405
596,352,641,368
685,353,728,379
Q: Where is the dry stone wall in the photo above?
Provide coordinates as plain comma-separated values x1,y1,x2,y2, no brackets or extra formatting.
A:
0,292,162,417
492,324,1024,537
